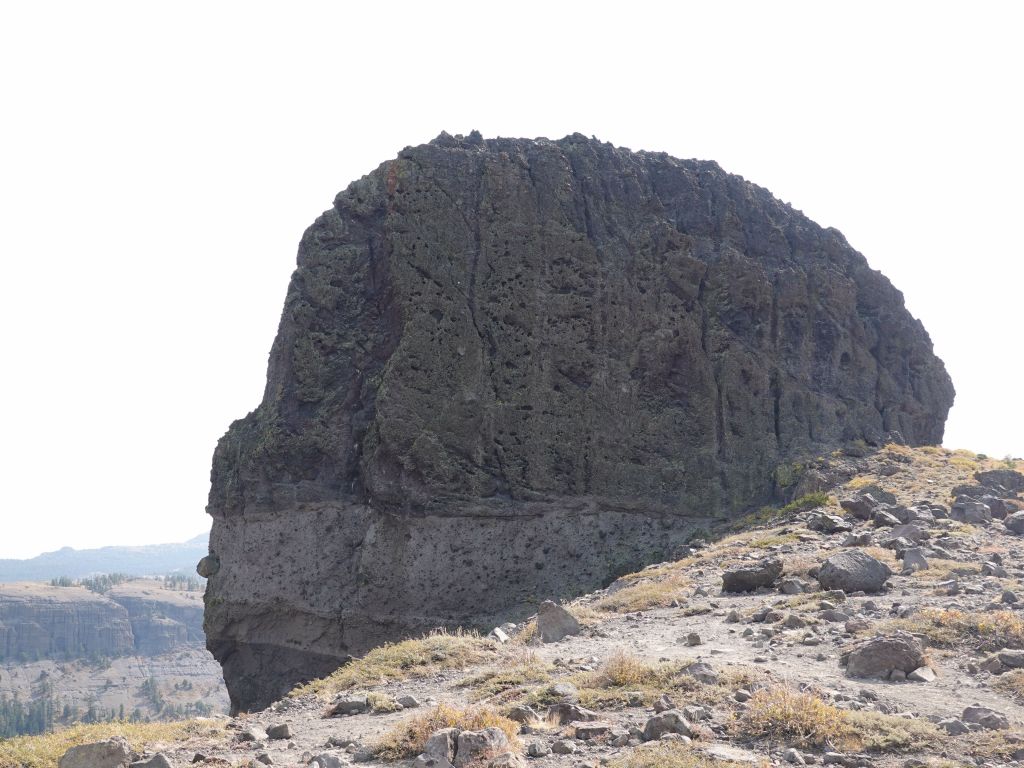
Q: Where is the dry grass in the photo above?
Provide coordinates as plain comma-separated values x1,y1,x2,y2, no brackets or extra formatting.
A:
845,475,878,490
373,702,519,760
993,669,1024,702
607,741,752,768
910,558,982,584
0,720,225,768
594,573,689,612
291,629,496,697
890,609,1024,652
845,710,942,752
458,650,554,703
737,686,856,748
736,686,941,752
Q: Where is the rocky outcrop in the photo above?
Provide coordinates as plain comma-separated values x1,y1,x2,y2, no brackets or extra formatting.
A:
203,132,954,711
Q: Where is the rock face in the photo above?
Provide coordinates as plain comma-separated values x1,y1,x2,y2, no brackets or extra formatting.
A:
0,582,205,661
203,133,954,711
0,584,134,661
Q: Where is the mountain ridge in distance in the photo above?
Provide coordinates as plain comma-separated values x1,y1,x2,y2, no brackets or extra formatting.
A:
0,532,210,582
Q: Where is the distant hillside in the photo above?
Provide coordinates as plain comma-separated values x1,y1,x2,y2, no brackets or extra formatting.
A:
0,534,209,582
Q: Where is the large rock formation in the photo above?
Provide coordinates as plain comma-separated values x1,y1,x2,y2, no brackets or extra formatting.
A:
203,132,954,711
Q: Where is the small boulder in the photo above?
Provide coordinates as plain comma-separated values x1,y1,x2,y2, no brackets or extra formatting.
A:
722,557,783,593
902,548,929,572
536,601,580,643
961,705,1010,731
266,723,292,740
62,740,132,768
843,632,926,679
951,499,991,524
454,727,509,768
642,710,695,741
1004,511,1024,534
817,550,892,593
328,695,369,716
425,728,460,762
487,753,526,768
546,702,598,724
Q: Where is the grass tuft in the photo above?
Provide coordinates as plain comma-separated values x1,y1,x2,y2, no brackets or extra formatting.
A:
737,685,943,753
374,702,519,760
291,629,496,697
607,741,748,768
0,720,225,768
889,609,1024,652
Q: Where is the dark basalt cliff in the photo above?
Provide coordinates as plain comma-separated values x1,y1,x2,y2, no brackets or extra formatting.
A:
203,133,954,711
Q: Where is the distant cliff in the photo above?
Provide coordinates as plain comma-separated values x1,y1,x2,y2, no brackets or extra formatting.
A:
0,582,204,661
0,534,209,583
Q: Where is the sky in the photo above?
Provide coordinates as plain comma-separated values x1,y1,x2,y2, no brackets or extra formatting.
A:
0,2,1021,559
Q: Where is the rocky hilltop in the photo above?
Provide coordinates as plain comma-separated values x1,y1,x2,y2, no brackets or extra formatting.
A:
203,133,954,711
40,447,1024,768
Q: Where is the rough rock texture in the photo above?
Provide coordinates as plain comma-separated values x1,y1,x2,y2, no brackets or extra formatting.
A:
203,133,954,711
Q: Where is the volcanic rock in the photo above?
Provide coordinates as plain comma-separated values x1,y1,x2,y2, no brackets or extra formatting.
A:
202,133,955,711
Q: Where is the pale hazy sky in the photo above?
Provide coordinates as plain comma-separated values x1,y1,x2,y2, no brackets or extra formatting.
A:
1,2,1021,559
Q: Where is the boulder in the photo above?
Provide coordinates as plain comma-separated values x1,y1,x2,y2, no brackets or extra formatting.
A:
129,757,172,768
266,723,292,740
547,702,599,724
722,558,783,593
201,133,957,710
642,710,695,741
902,548,929,572
454,727,509,768
1004,511,1024,534
843,632,926,678
59,738,132,768
536,600,580,642
961,705,1010,731
425,728,460,763
974,469,1024,492
817,551,892,593
807,512,852,534
951,499,991,524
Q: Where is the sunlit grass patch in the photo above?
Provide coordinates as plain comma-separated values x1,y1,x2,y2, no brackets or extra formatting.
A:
992,669,1024,702
889,609,1024,652
607,741,750,768
0,720,225,768
594,573,690,612
736,686,941,752
374,702,519,760
291,629,496,697
458,650,554,702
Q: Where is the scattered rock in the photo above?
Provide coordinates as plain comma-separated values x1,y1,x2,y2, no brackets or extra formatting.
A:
817,550,892,593
536,601,581,643
547,702,599,724
843,632,926,678
266,723,292,740
642,710,695,741
454,727,510,767
722,557,783,593
129,756,172,768
60,738,133,768
961,705,1010,731
328,695,369,717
